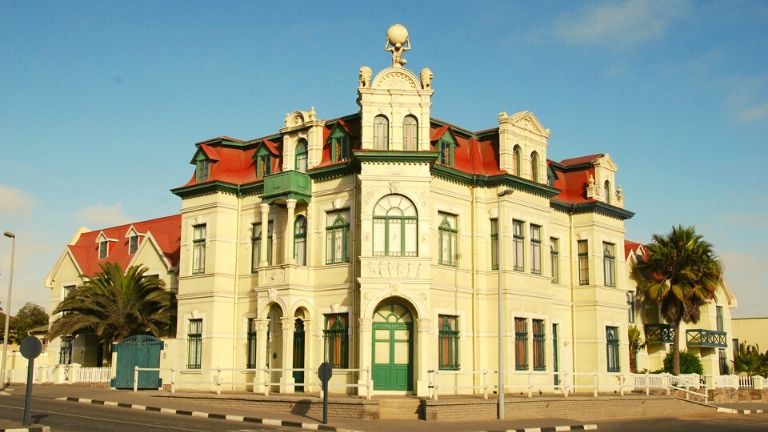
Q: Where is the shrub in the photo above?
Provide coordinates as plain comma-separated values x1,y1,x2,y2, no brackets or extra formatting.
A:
663,351,703,375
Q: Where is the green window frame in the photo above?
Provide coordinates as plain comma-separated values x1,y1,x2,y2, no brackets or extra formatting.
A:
192,224,206,274
438,212,458,266
515,317,528,370
606,326,620,372
128,234,139,255
294,215,307,266
438,315,459,370
578,240,589,285
603,242,616,287
533,319,545,371
256,147,272,178
550,237,559,283
530,224,541,274
530,151,540,182
403,115,418,150
437,133,455,166
326,210,349,264
513,145,521,176
246,318,257,369
329,127,350,162
372,194,418,257
513,220,524,271
295,139,308,172
718,349,728,375
323,314,348,368
187,318,203,369
195,155,209,182
373,115,389,150
251,221,273,270
490,218,498,270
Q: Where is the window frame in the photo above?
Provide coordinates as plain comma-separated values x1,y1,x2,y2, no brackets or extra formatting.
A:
294,215,307,266
515,317,528,371
323,314,349,368
606,326,620,372
513,145,521,176
403,115,418,151
325,210,350,264
295,139,308,172
372,194,418,257
251,221,274,270
578,240,589,285
98,238,108,259
187,318,203,369
438,315,460,370
530,151,540,182
550,237,559,283
329,127,350,163
256,147,272,178
490,218,498,270
195,156,209,182
128,234,139,255
373,115,389,150
437,133,456,166
438,212,458,266
246,318,257,369
192,224,206,274
530,224,542,275
603,242,616,287
533,319,546,371
513,220,525,272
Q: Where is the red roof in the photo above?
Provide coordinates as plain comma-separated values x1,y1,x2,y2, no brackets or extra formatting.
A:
624,240,647,260
560,154,603,166
67,214,181,277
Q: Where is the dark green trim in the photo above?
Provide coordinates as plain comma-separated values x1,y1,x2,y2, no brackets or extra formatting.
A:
171,181,240,199
352,150,439,165
308,163,355,181
431,166,560,198
550,199,635,220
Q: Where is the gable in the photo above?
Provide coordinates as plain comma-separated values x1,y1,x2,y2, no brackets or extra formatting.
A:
508,111,551,138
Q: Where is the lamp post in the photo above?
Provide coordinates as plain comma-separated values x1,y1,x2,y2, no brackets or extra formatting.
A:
496,189,513,419
1,231,15,392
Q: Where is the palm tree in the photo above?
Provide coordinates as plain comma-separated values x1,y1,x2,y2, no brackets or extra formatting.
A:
733,343,768,378
632,225,722,375
49,263,176,363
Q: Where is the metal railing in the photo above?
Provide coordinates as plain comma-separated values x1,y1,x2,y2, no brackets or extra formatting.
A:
427,369,494,400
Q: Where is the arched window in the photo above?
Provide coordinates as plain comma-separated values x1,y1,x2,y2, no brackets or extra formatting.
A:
326,210,349,264
604,180,611,204
372,194,418,257
295,139,308,173
530,151,539,182
512,146,521,176
373,115,389,150
294,215,307,265
403,115,418,151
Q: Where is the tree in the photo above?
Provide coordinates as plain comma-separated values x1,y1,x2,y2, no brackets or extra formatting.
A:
632,225,722,375
13,302,49,339
628,325,644,373
733,343,768,378
49,263,176,363
663,351,704,375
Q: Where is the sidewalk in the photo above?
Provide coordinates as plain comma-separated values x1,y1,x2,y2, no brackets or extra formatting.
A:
19,384,600,432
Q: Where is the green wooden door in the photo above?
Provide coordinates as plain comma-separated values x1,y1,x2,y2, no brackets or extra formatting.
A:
372,302,412,391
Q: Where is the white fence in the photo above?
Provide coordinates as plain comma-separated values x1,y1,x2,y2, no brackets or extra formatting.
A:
3,364,112,385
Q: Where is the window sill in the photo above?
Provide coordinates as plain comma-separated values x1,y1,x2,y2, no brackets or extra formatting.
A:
182,369,203,374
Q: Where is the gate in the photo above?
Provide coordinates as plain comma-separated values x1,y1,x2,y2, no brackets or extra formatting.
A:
110,335,164,389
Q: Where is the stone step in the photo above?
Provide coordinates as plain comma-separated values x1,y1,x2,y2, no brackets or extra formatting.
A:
378,397,422,419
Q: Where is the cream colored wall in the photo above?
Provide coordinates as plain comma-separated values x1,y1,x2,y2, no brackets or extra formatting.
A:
732,317,768,350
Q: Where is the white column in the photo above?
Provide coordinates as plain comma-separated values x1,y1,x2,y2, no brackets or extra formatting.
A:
358,317,373,397
280,317,295,393
285,199,297,264
259,203,270,267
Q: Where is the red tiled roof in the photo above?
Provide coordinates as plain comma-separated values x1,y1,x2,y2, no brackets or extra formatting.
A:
67,214,181,277
550,164,595,204
560,154,603,166
624,240,648,260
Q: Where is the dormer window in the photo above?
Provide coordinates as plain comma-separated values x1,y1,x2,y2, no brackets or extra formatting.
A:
98,238,109,259
403,115,418,151
295,139,308,172
329,127,349,163
437,133,456,166
129,233,139,255
195,156,209,182
373,115,389,150
256,147,272,178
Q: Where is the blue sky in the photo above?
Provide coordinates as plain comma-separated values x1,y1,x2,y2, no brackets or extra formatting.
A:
1,0,766,316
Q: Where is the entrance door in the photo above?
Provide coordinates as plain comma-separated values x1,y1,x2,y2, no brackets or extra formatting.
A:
293,318,305,391
372,302,413,391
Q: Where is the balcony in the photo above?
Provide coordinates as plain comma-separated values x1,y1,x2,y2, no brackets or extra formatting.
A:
262,171,311,204
686,329,727,348
644,323,674,344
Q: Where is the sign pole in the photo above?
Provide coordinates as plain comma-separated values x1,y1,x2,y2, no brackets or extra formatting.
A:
317,362,333,425
20,336,43,427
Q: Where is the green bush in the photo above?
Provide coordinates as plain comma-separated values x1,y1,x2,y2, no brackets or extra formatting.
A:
663,351,704,375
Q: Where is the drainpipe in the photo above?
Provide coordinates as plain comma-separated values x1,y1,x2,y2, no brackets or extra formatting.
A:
232,185,243,384
470,180,478,389
569,203,576,382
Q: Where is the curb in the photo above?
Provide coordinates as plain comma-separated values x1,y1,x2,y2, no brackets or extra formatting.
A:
57,397,344,431
480,425,598,432
716,407,766,415
0,426,50,432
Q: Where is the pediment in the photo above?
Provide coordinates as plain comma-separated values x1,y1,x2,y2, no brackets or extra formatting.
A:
595,153,619,171
508,111,551,138
372,67,420,90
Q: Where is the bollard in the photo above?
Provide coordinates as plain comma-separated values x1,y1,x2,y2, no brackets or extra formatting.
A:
171,368,176,394
366,368,372,401
264,369,270,396
133,366,139,392
483,369,488,400
216,367,222,395
527,373,532,398
593,373,598,397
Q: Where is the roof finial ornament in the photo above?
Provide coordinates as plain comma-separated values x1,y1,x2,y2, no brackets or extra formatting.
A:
385,24,410,67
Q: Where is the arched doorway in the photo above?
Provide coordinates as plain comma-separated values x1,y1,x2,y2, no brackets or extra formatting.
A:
372,300,413,391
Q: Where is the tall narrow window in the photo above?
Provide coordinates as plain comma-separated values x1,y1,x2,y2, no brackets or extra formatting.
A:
490,219,498,270
627,292,636,323
195,157,209,182
326,210,349,264
329,128,349,162
533,319,545,371
578,240,589,285
323,314,348,368
530,224,541,274
515,318,528,370
372,194,418,257
553,324,560,386
403,115,418,150
437,133,456,166
128,234,139,255
606,326,620,372
251,222,273,270
187,319,203,369
294,215,307,266
603,242,616,287
438,212,458,266
513,145,521,176
716,306,724,332
604,180,612,204
98,238,108,259
513,220,525,271
438,315,459,370
192,225,206,274
550,237,560,283
295,139,308,172
246,318,257,369
256,147,272,178
530,152,540,182
373,115,389,150
718,349,728,375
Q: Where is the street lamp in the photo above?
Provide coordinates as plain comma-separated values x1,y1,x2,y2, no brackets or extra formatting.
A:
1,231,15,392
496,189,513,419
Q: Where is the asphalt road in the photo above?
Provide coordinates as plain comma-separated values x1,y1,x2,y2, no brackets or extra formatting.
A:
596,415,768,432
0,393,295,432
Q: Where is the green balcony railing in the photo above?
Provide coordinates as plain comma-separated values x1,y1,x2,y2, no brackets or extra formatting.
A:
262,171,311,203
686,329,727,348
644,323,674,344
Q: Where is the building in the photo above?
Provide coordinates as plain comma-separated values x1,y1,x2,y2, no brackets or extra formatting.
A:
44,25,737,395
732,317,768,353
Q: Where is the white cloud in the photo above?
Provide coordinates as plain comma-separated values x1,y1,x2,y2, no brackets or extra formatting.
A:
72,203,132,229
0,184,37,219
555,0,691,49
